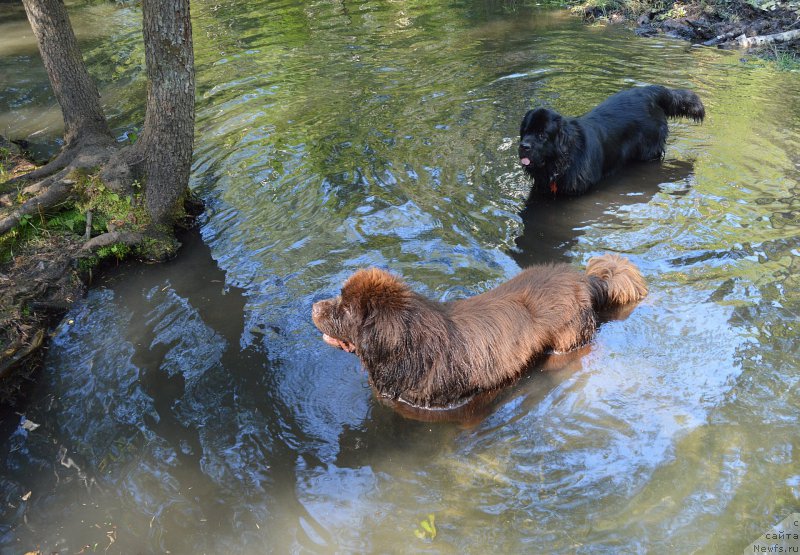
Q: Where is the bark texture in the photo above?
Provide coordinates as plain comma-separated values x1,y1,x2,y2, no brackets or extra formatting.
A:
21,0,112,151
139,0,195,223
737,28,800,47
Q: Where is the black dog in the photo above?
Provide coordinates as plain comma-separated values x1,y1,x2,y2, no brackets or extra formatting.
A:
518,85,704,196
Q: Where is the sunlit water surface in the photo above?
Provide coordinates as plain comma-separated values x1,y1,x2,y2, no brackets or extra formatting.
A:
1,0,799,553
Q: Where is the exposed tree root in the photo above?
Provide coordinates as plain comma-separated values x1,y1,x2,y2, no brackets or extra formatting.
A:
4,148,76,186
0,329,45,380
0,177,74,235
80,230,145,252
101,142,145,195
0,142,124,235
19,168,70,197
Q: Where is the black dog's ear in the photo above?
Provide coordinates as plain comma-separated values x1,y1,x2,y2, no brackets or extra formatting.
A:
520,110,534,137
554,116,573,156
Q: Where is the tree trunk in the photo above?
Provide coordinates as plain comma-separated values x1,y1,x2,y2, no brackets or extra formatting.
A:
21,0,113,150
139,0,195,224
15,0,195,226
2,0,198,376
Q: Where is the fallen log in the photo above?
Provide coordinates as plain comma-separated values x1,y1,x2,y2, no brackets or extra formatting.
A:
703,30,741,47
737,29,800,48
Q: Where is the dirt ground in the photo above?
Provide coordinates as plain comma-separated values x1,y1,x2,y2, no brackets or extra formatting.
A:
577,0,800,59
0,233,84,393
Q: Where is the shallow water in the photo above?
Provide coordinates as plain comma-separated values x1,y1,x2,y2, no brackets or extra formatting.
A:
1,0,799,553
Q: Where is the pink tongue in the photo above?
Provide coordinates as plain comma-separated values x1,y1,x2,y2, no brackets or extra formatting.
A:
520,157,531,166
322,334,355,353
322,334,340,347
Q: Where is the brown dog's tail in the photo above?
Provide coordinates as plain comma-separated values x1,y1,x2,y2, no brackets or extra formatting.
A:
585,254,648,308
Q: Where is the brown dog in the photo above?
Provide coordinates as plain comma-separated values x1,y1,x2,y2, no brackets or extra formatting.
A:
312,254,647,408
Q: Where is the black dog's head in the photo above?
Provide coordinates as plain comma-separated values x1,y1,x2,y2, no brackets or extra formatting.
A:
518,108,567,172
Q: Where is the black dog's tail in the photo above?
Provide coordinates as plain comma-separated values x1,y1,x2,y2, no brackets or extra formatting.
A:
586,254,648,309
655,86,705,122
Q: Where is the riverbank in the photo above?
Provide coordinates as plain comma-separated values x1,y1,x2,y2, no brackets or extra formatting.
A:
0,142,202,394
570,0,800,67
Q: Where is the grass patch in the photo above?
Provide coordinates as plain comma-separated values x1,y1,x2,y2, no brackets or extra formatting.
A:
774,50,800,71
0,147,12,182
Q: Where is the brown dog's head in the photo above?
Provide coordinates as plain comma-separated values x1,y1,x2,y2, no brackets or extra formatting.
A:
311,268,413,356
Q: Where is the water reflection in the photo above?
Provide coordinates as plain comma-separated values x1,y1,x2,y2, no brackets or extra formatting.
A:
514,159,696,265
1,0,799,552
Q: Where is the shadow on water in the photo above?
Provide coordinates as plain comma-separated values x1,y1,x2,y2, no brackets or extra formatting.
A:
102,230,341,550
512,159,695,265
0,229,332,552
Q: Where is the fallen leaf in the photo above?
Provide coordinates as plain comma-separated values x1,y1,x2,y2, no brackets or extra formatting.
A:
20,418,40,432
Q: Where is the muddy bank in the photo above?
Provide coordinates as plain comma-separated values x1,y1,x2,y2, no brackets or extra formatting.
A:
0,137,202,394
575,0,800,60
0,233,83,388
0,226,201,397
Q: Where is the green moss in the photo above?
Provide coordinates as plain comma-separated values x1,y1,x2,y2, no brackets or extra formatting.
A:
2,167,196,269
136,235,177,260
1,169,153,265
70,169,151,234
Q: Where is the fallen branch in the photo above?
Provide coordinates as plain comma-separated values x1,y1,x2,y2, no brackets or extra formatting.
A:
80,231,144,252
737,29,800,48
702,30,742,47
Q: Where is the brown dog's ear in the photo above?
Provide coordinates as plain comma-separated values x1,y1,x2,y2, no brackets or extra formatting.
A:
340,268,412,359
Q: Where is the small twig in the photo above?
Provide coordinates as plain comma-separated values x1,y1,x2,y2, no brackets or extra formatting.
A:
84,210,93,241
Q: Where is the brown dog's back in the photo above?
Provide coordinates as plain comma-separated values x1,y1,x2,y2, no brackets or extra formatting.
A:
312,255,647,408
449,255,645,393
